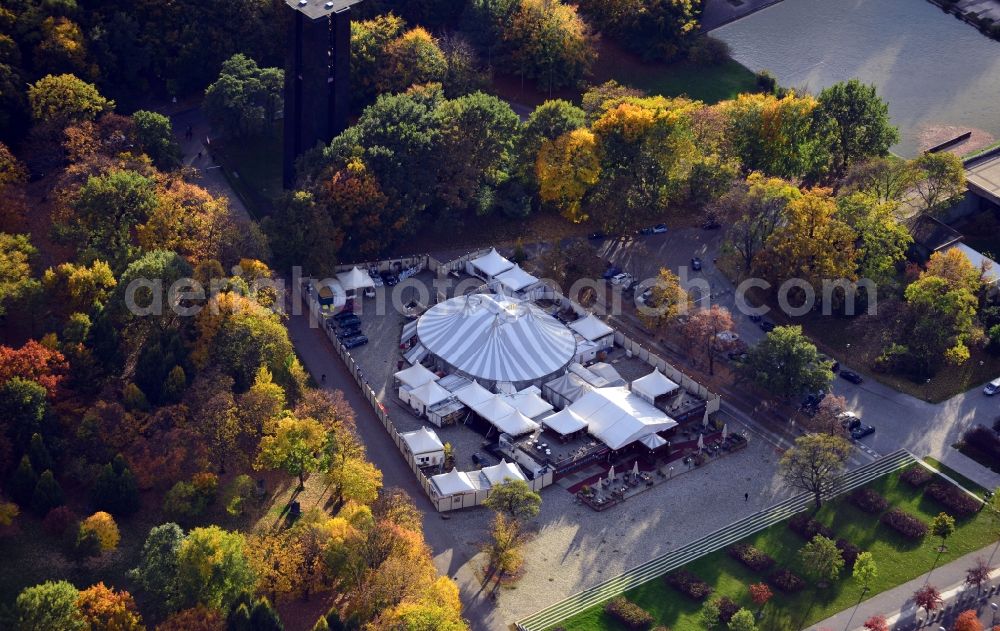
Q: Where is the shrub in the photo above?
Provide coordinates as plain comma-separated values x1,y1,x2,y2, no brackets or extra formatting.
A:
768,568,806,593
727,543,776,573
789,513,835,541
666,570,714,600
605,596,654,630
901,465,933,487
849,488,889,514
882,508,928,539
687,36,731,65
926,482,982,517
960,425,1000,464
42,506,78,537
836,538,861,569
715,596,740,624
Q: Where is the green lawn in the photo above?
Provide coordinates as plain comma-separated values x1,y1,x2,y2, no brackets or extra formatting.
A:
923,457,988,495
211,127,282,220
608,58,758,104
554,470,998,631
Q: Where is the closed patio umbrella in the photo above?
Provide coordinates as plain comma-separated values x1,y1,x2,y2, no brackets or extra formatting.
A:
722,423,729,440
608,465,615,481
697,434,704,450
632,461,639,477
702,409,710,429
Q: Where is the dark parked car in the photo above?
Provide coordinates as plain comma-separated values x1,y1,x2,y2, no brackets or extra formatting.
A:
851,423,876,440
800,390,827,413
380,272,399,287
337,314,361,328
727,351,749,362
471,453,485,466
342,335,369,349
336,326,362,340
839,370,864,384
333,309,356,321
602,265,622,280
638,227,654,236
690,257,702,271
588,231,606,240
759,320,776,333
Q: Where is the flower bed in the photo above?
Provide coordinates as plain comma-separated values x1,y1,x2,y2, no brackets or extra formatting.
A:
925,482,981,517
666,570,713,601
849,488,889,514
881,508,928,539
605,596,654,630
727,542,776,573
768,568,806,593
901,465,933,487
789,513,835,540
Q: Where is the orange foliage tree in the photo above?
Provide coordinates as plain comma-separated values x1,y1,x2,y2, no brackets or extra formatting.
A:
76,582,144,631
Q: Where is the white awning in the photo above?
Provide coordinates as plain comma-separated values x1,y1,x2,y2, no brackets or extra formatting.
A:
500,389,554,419
336,266,376,292
409,381,452,407
568,314,614,342
495,265,539,292
481,460,527,486
632,368,680,400
541,408,589,435
454,381,494,408
471,396,518,424
395,363,438,389
400,426,444,456
431,468,477,496
469,248,514,278
571,386,677,450
493,409,540,437
401,319,418,342
639,434,668,450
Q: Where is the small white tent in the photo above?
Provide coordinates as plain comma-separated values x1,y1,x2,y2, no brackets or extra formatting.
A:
430,468,478,497
467,248,514,280
495,265,540,294
336,266,376,298
540,408,589,436
631,368,680,404
400,427,445,466
407,381,452,416
481,460,527,486
395,363,438,389
569,314,614,347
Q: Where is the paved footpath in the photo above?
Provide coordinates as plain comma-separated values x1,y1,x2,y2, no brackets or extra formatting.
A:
811,543,1000,631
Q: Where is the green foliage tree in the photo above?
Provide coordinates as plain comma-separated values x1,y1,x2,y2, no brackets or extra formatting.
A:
8,454,38,505
255,415,329,488
28,432,52,472
249,597,284,631
224,474,256,518
30,469,64,515
799,534,845,585
931,512,956,552
816,80,898,178
73,169,158,271
742,325,833,399
516,99,586,184
264,191,338,274
719,174,800,274
204,54,283,138
130,522,184,611
27,73,113,129
502,0,596,92
14,580,85,631
779,433,853,509
912,152,966,216
91,453,140,516
174,526,256,612
728,608,758,631
577,0,700,62
378,27,448,94
836,192,911,284
853,551,878,594
132,110,180,169
483,478,542,524
0,233,40,318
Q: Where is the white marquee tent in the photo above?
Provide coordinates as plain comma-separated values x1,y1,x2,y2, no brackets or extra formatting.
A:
540,408,589,436
631,368,680,404
570,386,677,450
400,427,445,466
430,468,478,497
336,266,375,297
543,372,595,409
467,248,514,280
470,396,539,436
480,460,527,486
495,265,540,294
395,363,438,389
569,314,615,346
500,387,554,419
454,380,494,408
407,381,453,415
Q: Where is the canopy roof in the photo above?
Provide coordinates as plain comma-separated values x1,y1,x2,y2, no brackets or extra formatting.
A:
416,293,576,383
632,368,680,399
454,380,494,408
639,434,668,450
544,372,594,404
431,468,477,496
588,362,625,386
470,248,514,278
493,409,540,436
541,408,589,435
500,389,554,419
400,427,444,455
495,265,539,292
569,314,614,341
336,266,375,292
409,381,452,407
571,386,677,450
481,460,527,486
395,363,438,389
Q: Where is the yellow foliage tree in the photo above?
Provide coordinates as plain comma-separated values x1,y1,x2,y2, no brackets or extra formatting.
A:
536,128,600,222
76,582,144,631
137,179,234,265
80,511,121,552
638,268,689,332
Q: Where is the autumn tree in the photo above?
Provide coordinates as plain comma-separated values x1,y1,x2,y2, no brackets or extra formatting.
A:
863,615,889,631
14,580,85,631
247,530,307,603
378,28,447,94
682,306,736,375
502,0,596,92
255,414,329,488
483,512,523,586
779,433,852,508
351,14,407,106
239,366,286,437
137,178,236,265
952,610,983,631
638,268,689,332
154,605,223,631
718,174,800,274
80,511,121,552
174,526,256,612
536,128,600,222
966,557,992,593
931,512,956,552
742,326,832,399
326,452,382,510
41,259,116,317
516,99,586,185
914,584,942,616
27,74,113,130
811,394,850,438
748,582,772,614
483,479,541,525
0,233,40,318
76,582,144,631
184,371,241,471
836,192,911,284
799,534,844,586
912,152,966,216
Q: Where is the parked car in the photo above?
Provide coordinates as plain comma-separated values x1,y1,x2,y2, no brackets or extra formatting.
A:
380,272,399,287
611,272,634,289
637,287,653,305
337,314,361,328
471,453,485,466
716,330,740,343
652,223,668,234
759,320,776,332
851,423,876,440
342,335,368,349
333,308,355,321
638,227,654,236
800,389,828,412
839,370,864,384
588,231,606,240
336,326,362,340
602,265,622,280
984,378,1000,395
690,257,702,271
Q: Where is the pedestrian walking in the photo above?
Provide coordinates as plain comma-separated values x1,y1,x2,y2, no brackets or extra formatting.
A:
744,492,749,502
321,373,326,384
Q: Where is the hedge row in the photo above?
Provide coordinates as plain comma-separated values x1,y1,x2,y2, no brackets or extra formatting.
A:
605,597,654,630
727,543,776,573
849,488,889,514
881,508,928,539
666,570,713,601
925,482,981,517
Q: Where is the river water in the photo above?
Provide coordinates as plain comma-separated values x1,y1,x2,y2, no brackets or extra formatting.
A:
712,0,1000,156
